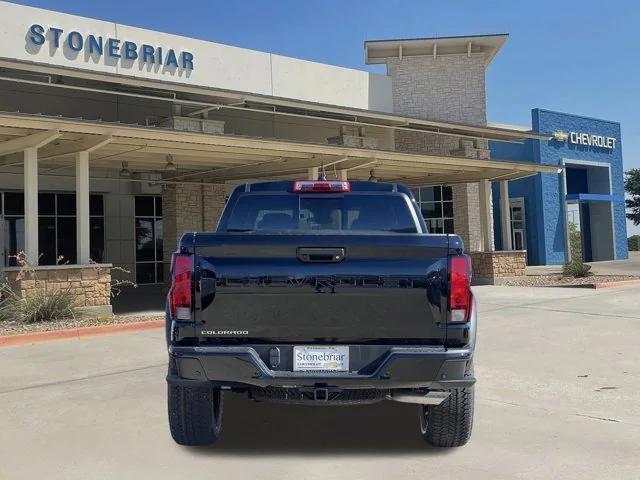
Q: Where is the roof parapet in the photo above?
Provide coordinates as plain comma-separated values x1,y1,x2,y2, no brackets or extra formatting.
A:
365,33,509,67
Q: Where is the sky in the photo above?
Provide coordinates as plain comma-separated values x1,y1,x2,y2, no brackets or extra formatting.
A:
11,0,640,234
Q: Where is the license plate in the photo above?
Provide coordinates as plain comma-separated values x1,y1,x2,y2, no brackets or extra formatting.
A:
293,345,349,372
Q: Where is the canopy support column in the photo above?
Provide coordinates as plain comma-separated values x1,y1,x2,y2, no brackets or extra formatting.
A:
23,147,39,265
500,180,513,250
76,150,90,264
479,179,494,252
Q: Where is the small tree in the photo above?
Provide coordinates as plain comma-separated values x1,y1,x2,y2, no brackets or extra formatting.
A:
567,221,583,262
563,221,591,277
625,169,640,226
629,235,640,252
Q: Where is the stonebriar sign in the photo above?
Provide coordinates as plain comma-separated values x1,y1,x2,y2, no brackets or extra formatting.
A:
28,23,194,70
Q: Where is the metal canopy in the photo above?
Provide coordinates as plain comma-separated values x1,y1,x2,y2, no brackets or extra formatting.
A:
0,61,549,144
0,112,559,186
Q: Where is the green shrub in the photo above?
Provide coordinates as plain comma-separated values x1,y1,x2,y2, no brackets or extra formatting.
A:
0,284,77,323
628,235,640,252
562,261,592,278
567,222,583,261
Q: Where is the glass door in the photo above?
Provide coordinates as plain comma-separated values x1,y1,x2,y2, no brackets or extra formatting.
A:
134,196,163,284
509,198,527,251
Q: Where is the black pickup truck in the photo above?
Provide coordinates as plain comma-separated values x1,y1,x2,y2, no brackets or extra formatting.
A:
166,180,476,448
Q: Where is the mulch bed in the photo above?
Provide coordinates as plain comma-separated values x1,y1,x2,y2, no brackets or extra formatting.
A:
501,275,640,288
0,313,164,337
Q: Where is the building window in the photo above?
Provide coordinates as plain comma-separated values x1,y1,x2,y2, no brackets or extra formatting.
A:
2,192,104,266
411,186,454,234
134,196,163,284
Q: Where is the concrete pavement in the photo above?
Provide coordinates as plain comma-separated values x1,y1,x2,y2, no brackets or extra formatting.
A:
1,285,639,480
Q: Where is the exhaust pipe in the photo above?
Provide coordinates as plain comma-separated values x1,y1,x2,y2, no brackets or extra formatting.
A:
387,391,450,405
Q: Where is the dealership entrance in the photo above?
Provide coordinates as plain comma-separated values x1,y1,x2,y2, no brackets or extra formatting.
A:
564,161,616,262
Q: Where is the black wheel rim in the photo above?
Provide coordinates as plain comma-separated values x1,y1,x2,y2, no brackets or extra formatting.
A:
212,389,223,433
419,405,428,434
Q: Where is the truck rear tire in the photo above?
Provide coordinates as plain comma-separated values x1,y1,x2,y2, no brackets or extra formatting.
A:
419,385,474,447
168,383,224,446
419,363,474,447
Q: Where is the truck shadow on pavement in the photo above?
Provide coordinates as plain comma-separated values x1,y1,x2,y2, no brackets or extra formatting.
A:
191,394,454,455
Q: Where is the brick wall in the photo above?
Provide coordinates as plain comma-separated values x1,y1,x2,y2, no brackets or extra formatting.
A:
387,55,487,124
162,182,227,278
203,184,228,232
470,251,527,284
386,54,488,247
5,264,112,308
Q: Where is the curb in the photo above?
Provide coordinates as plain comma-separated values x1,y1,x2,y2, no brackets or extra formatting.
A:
0,319,164,348
592,279,640,289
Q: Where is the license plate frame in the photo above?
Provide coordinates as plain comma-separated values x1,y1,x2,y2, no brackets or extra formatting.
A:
293,345,349,372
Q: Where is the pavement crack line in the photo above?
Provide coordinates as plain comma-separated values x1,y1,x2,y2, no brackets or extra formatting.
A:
575,413,620,423
483,398,638,426
0,363,165,395
479,298,640,320
511,304,640,320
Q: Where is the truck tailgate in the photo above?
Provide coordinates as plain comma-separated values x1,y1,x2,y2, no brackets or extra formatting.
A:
193,233,449,344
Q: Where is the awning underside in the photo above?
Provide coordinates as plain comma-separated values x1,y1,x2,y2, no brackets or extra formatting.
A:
0,112,559,186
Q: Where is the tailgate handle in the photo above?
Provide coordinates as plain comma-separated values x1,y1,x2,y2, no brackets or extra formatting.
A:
297,247,345,263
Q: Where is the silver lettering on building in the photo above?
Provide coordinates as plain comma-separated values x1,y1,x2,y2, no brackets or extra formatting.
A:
569,131,616,149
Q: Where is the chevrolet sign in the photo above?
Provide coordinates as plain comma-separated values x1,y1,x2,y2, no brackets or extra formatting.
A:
569,131,616,150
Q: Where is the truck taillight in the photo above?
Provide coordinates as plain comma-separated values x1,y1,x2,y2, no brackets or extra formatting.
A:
449,255,472,323
292,180,350,192
169,253,192,321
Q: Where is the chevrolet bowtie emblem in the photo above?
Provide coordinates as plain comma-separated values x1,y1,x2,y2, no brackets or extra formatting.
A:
552,130,569,142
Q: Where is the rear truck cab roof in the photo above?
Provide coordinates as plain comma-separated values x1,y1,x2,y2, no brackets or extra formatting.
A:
215,180,429,235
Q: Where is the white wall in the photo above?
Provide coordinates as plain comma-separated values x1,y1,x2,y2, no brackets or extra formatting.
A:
0,1,393,112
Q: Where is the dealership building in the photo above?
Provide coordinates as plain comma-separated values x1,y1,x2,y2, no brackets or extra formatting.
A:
0,2,628,312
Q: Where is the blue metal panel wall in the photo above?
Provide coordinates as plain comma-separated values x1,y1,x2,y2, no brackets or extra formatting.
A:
490,135,542,264
490,108,628,264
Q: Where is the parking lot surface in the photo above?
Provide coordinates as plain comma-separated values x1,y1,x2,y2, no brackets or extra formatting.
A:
1,285,639,480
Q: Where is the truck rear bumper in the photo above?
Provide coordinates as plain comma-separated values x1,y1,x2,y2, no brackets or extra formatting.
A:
167,344,474,390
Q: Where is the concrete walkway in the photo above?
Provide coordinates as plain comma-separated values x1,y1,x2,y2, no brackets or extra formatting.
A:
1,285,639,479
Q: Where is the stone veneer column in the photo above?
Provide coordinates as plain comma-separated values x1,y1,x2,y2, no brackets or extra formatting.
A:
469,251,526,285
386,54,488,250
163,182,227,279
203,184,228,231
452,183,482,251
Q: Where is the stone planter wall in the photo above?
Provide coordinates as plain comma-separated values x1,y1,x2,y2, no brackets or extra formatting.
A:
470,251,527,285
4,264,113,314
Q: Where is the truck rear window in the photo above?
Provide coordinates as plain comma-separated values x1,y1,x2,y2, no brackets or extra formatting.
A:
224,194,418,233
